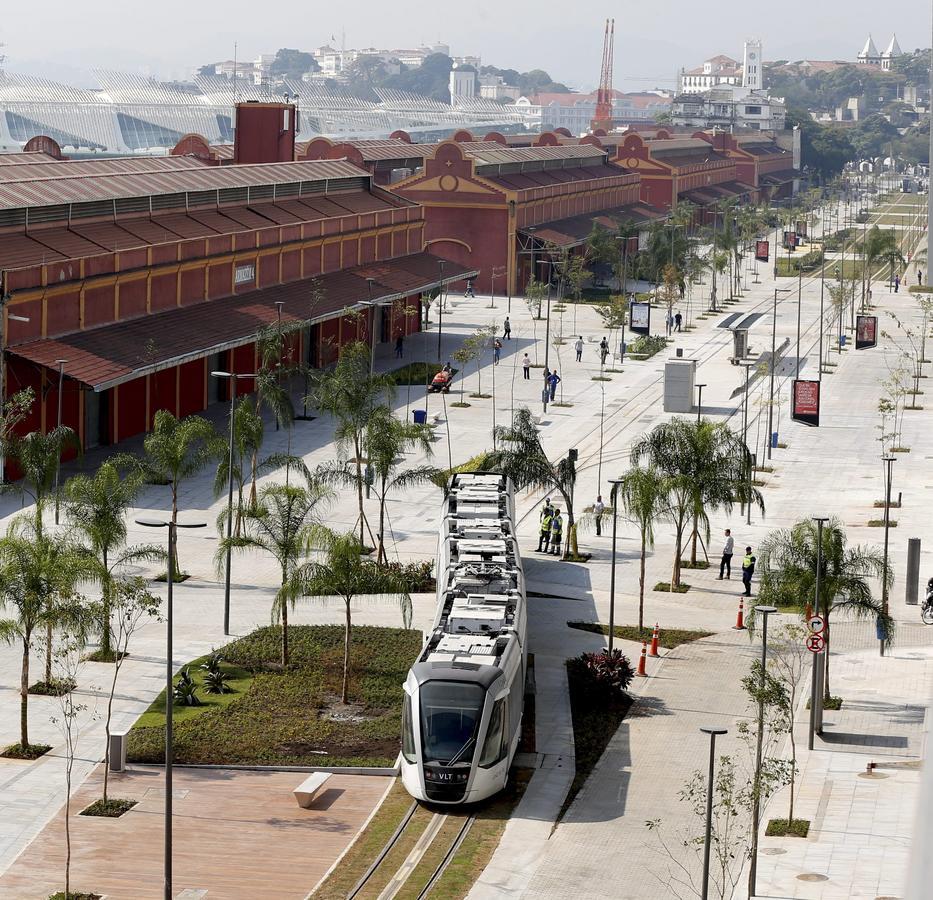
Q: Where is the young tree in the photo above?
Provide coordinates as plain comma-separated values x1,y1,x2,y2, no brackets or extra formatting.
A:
595,295,628,367
0,386,35,476
363,410,441,565
213,395,264,519
117,410,222,577
0,517,95,750
218,480,332,667
290,529,412,704
490,407,579,557
524,279,547,363
306,341,396,548
63,462,164,659
620,467,667,630
757,517,893,698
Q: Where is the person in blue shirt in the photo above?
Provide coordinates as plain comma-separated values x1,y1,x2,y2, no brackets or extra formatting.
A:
547,370,560,401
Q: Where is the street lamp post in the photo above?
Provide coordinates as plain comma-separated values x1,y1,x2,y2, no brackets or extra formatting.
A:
53,358,68,525
767,289,791,459
796,269,803,379
880,455,895,657
540,259,553,415
135,517,207,900
748,604,778,900
273,302,284,432
696,383,706,424
809,516,828,750
211,371,257,635
700,726,729,900
607,477,625,654
436,261,446,361
742,363,754,525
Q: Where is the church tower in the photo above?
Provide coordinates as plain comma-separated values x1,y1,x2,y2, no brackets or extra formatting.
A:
743,39,763,91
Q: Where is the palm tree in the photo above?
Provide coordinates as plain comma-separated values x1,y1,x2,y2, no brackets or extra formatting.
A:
290,529,411,703
7,426,80,534
218,480,332,667
117,410,222,578
0,387,35,479
631,418,764,588
306,341,396,549
489,407,579,557
863,226,905,294
620,467,667,630
213,396,264,526
363,410,441,565
757,517,892,698
0,517,96,748
63,462,164,659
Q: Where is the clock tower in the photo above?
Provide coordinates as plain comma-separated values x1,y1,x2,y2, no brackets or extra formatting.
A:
743,39,763,91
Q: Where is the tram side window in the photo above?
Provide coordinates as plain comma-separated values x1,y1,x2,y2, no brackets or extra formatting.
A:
402,694,416,763
479,697,507,767
509,666,524,738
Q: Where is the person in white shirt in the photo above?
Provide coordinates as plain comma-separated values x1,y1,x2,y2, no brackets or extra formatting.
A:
574,336,584,362
594,495,605,536
718,528,734,579
522,353,531,380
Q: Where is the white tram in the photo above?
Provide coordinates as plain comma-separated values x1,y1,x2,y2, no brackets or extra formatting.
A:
400,472,526,804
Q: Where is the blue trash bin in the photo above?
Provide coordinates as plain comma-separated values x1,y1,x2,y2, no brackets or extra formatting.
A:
413,409,427,425
839,334,847,347
771,432,779,448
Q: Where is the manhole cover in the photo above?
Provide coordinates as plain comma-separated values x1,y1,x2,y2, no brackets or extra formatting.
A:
797,873,829,883
760,848,787,856
859,771,890,779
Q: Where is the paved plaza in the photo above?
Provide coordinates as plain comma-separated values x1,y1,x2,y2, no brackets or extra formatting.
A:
0,197,931,898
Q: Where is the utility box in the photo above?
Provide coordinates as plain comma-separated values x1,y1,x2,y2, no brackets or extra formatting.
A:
663,359,696,413
733,328,749,361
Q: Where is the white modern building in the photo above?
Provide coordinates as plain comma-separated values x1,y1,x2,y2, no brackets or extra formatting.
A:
449,64,477,102
679,54,742,94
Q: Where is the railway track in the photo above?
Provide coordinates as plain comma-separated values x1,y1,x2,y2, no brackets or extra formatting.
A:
345,802,476,900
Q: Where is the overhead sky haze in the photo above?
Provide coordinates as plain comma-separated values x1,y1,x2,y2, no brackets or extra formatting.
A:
1,0,927,90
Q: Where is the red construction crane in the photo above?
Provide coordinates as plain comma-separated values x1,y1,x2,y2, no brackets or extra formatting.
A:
591,18,615,133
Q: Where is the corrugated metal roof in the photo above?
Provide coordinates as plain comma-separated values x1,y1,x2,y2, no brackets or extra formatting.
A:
0,154,211,184
8,252,478,391
462,144,606,165
520,202,665,248
0,159,368,211
0,152,57,166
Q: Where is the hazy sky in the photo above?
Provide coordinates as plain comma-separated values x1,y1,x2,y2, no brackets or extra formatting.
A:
1,0,927,90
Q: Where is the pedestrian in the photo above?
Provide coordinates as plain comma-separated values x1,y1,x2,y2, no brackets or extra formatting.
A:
493,338,502,365
574,335,584,362
395,332,404,358
465,279,475,298
895,274,900,293
599,337,609,365
741,546,756,597
550,507,563,556
522,353,531,379
503,316,511,340
666,310,674,336
547,370,560,401
674,311,683,332
920,269,924,286
868,287,873,305
537,499,554,552
594,495,605,536
718,528,734,580
679,279,686,300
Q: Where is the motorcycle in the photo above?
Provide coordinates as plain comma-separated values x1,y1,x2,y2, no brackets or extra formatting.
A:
922,577,933,625
428,367,453,394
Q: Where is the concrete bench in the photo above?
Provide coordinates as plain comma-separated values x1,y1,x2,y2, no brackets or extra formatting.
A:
430,412,444,426
294,772,332,809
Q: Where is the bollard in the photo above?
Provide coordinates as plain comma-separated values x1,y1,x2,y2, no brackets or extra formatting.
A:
649,623,660,657
109,730,128,773
733,598,746,630
906,537,921,605
636,641,648,677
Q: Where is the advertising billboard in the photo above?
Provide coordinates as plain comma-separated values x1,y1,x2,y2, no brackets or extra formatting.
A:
792,379,820,427
629,301,651,335
855,315,878,350
783,231,798,250
755,240,770,262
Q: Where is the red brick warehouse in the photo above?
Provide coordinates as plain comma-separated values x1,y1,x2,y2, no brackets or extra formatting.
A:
0,134,473,476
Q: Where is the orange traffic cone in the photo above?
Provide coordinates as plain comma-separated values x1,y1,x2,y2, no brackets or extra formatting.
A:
649,623,660,657
636,641,648,677
733,598,746,630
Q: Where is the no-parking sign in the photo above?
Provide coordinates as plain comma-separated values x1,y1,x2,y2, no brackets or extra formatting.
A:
806,634,825,653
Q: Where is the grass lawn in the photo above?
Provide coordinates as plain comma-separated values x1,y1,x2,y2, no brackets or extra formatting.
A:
766,818,810,837
568,621,713,649
653,582,691,593
127,625,421,767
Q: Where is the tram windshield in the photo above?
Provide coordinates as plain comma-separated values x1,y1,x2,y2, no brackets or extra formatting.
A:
419,681,486,765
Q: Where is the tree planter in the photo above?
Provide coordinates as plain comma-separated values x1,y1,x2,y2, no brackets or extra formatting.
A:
766,818,810,837
1,742,51,760
80,799,138,818
653,582,691,593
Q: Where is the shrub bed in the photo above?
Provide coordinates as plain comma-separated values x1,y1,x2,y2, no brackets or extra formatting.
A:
626,335,668,361
127,625,421,767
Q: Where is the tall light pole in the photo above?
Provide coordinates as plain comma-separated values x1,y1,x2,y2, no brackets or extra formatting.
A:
540,258,553,415
880,455,895,657
796,269,803,378
365,277,377,378
135,516,207,900
818,265,826,383
700,726,729,900
272,302,284,432
742,362,754,526
211,371,256,635
53,358,68,525
436,260,446,361
767,289,791,459
607,477,625,654
809,516,828,751
696,383,706,424
928,1,933,288
748,604,778,900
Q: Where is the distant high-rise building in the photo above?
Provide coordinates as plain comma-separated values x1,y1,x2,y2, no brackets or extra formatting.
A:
449,64,476,102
